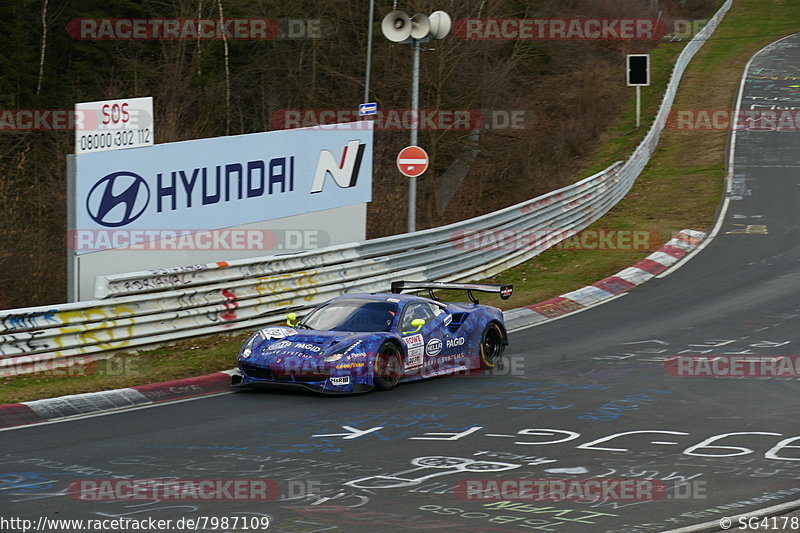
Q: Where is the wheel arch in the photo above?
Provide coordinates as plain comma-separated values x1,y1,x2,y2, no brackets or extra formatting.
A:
380,336,407,358
488,319,509,345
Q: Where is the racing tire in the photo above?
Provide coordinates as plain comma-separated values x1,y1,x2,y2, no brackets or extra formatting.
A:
479,323,505,369
373,342,403,391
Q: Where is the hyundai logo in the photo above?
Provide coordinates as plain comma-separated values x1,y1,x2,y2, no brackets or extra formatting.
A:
86,171,150,227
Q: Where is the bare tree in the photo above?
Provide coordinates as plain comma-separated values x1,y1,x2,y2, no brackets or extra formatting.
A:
217,0,231,135
36,0,48,94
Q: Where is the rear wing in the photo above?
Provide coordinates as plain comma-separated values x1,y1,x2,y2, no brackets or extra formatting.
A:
390,281,513,304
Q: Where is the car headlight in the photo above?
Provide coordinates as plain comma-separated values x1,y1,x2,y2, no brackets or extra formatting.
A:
239,332,260,359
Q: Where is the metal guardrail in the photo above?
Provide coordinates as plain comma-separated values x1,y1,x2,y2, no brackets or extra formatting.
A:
0,0,732,375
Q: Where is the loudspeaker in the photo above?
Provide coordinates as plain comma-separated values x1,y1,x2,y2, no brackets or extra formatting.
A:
410,13,431,40
381,10,412,42
428,10,452,39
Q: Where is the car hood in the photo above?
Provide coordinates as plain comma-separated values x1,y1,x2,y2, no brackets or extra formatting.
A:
243,327,378,362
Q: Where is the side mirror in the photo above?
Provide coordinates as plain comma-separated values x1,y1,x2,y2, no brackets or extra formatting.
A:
286,313,299,327
404,318,426,334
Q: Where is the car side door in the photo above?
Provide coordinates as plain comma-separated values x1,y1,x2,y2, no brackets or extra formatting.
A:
397,302,442,375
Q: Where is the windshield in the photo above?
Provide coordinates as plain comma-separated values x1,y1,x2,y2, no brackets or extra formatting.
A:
301,299,398,332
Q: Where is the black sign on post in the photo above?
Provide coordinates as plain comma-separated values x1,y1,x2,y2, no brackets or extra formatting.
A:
627,54,650,86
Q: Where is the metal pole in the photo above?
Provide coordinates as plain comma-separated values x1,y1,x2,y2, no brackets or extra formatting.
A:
408,38,420,233
66,154,77,302
364,0,374,102
636,85,641,129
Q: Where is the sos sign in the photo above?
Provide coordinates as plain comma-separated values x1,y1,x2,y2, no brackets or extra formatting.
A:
102,102,130,125
75,97,154,155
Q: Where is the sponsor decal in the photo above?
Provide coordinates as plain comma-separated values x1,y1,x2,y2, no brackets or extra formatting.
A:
387,298,400,303
446,337,466,348
346,352,368,359
278,351,313,358
293,342,321,352
84,157,296,230
403,334,424,348
443,314,452,326
343,340,363,354
330,376,350,386
426,338,443,356
260,327,295,339
406,346,424,370
335,362,365,370
422,353,467,369
433,307,444,316
268,340,292,350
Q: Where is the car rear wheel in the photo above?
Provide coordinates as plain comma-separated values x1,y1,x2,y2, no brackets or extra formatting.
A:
479,323,505,369
373,343,403,390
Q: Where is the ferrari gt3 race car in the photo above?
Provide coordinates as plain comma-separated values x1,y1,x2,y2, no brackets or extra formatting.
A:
231,281,513,393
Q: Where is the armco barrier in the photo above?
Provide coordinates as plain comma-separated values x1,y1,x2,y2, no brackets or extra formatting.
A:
0,231,708,430
0,0,732,375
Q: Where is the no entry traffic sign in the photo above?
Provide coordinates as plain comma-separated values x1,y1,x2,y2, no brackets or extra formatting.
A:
397,145,429,178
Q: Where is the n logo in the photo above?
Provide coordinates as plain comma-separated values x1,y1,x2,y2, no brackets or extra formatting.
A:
310,140,366,193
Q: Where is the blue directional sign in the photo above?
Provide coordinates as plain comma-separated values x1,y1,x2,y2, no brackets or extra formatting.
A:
359,102,378,116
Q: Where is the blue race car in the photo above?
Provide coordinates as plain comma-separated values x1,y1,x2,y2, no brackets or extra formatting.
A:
231,281,513,394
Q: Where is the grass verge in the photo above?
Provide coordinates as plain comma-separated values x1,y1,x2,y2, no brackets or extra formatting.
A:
3,0,800,404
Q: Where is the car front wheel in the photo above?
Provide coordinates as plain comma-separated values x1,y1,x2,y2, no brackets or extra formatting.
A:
373,342,403,390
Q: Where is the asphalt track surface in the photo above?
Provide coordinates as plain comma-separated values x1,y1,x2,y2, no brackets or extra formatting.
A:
4,35,800,533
